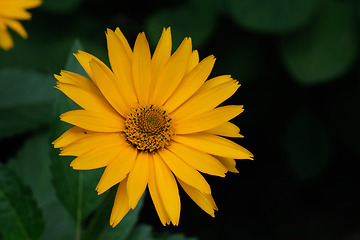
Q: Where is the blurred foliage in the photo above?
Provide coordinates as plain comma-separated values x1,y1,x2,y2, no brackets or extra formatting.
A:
42,0,83,13
8,133,75,240
145,0,223,49
0,164,44,240
0,69,56,139
280,0,358,84
228,0,320,33
1,0,360,239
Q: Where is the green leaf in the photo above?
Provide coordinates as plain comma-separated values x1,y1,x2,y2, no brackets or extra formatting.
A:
127,224,154,240
50,40,104,223
99,194,145,240
0,68,57,140
284,107,331,180
0,33,74,74
279,0,358,85
0,164,44,240
227,0,320,33
63,39,88,76
7,132,75,240
41,0,83,13
145,2,215,49
0,11,107,74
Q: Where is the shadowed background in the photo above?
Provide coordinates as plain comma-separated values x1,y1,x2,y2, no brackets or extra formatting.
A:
1,0,359,239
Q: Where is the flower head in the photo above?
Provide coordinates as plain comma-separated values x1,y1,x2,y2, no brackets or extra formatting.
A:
53,27,253,227
0,0,41,50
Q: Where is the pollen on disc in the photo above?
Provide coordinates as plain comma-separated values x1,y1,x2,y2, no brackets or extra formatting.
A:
124,105,174,152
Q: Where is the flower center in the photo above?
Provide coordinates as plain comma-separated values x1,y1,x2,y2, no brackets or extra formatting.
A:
124,105,174,152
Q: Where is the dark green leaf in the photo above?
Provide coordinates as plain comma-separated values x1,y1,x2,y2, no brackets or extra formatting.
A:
0,68,57,140
284,107,331,180
279,0,358,85
228,0,320,33
49,151,104,224
0,164,44,240
41,0,83,13
50,40,104,223
127,224,154,240
7,132,75,240
0,33,74,74
80,188,116,240
64,39,88,76
145,3,215,49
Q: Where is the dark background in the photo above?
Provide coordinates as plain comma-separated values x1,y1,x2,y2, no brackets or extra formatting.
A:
1,0,360,239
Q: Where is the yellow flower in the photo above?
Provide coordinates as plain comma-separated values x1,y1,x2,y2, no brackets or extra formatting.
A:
53,27,253,227
0,0,41,50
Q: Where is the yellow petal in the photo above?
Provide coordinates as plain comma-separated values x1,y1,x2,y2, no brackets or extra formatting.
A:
148,155,171,226
152,153,180,226
89,59,129,117
106,29,137,107
0,21,6,30
171,78,240,121
60,110,124,133
164,55,215,113
0,0,41,8
173,133,253,160
70,142,124,170
74,50,108,81
0,27,13,50
55,80,120,119
73,51,94,79
177,178,217,217
151,27,172,86
115,27,132,59
107,28,132,75
157,149,211,194
60,132,126,156
5,19,27,38
0,7,31,20
96,145,137,194
168,142,227,177
55,70,90,88
152,37,192,106
52,126,91,148
56,70,120,117
132,32,151,103
127,152,150,209
175,105,243,134
185,50,199,75
216,157,239,173
196,75,233,93
110,177,131,227
204,122,244,138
